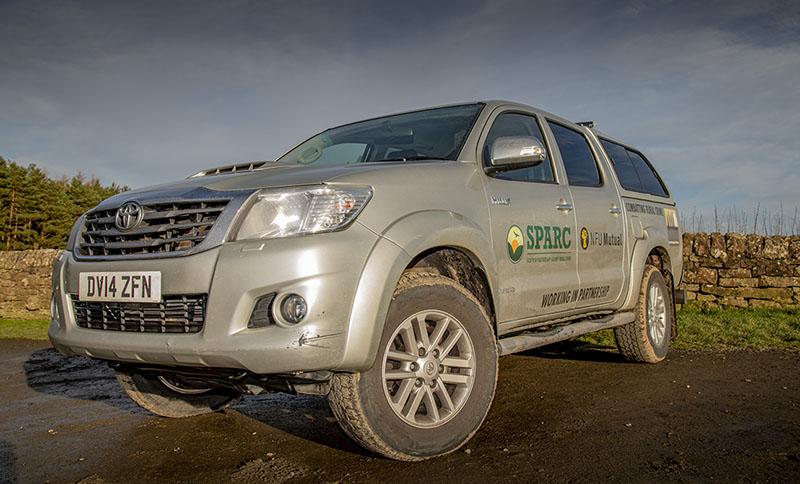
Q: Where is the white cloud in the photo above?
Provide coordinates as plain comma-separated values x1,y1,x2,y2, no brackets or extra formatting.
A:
0,0,798,227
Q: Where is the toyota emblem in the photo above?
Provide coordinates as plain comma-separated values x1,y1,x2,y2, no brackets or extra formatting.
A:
115,202,144,231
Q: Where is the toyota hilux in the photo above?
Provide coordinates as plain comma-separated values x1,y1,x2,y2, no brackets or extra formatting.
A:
49,101,683,460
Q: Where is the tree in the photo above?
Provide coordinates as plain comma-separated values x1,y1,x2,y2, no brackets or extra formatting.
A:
0,156,127,250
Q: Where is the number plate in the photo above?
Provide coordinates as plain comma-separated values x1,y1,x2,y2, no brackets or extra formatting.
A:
79,272,162,303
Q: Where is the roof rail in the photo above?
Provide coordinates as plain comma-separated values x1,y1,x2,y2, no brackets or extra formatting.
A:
576,121,596,128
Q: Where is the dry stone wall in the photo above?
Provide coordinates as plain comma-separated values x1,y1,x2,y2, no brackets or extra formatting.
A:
0,249,60,318
1,235,799,319
679,233,800,309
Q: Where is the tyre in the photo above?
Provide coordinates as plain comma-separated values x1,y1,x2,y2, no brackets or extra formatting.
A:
614,264,673,363
328,272,498,461
116,370,236,418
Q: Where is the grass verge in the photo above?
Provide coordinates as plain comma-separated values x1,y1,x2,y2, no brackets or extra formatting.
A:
3,308,800,351
0,318,51,341
577,307,800,351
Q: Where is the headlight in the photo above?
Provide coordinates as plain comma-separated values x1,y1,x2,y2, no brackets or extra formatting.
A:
234,185,372,241
65,214,86,251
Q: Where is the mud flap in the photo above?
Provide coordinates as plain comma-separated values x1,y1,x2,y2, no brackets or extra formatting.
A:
671,289,683,339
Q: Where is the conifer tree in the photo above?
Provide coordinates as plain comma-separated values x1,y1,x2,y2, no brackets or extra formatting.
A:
0,156,127,250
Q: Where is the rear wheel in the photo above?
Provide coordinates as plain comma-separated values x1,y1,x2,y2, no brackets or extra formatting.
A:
329,272,498,461
116,370,236,418
615,264,672,363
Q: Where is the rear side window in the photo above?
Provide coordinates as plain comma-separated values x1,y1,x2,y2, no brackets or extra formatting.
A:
600,138,668,196
599,140,641,188
628,151,667,196
547,121,601,187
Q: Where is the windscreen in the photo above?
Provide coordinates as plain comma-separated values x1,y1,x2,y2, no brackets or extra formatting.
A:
277,104,484,165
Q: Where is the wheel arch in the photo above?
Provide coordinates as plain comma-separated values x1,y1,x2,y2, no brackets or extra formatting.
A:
622,241,678,338
338,211,497,371
406,246,496,328
646,246,674,290
624,242,675,306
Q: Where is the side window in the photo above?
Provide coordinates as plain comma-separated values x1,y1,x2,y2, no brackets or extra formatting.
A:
600,139,642,190
600,138,668,196
483,113,555,183
627,150,668,196
547,122,602,187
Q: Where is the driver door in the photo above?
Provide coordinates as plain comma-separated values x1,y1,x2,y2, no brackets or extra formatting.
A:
482,111,579,330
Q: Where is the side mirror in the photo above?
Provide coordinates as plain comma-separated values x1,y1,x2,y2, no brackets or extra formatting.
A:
487,136,546,174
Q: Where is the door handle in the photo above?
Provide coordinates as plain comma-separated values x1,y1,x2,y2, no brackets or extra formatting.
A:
609,206,623,215
556,203,573,212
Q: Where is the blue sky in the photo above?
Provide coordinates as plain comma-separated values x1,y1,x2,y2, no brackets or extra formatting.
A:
1,0,799,231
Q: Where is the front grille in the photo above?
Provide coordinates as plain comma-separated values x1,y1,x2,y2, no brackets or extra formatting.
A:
78,200,229,257
71,294,207,333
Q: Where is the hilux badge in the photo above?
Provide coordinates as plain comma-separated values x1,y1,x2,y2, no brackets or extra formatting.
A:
115,202,144,231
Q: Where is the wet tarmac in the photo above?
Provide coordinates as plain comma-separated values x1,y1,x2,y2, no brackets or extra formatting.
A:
1,339,798,483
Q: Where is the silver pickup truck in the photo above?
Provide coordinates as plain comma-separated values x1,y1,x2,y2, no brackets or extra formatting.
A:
49,101,683,460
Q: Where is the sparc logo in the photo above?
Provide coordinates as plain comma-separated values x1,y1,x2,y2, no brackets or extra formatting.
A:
506,225,524,263
580,227,589,250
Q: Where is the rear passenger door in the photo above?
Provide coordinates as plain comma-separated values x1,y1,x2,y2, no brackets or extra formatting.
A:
545,120,625,309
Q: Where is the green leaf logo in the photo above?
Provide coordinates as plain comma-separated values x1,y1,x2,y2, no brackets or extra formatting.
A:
506,225,524,264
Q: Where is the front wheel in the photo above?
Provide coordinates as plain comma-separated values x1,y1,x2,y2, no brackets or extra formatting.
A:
614,264,673,363
328,272,498,461
116,370,236,418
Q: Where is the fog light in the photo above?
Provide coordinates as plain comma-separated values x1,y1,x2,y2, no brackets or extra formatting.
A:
280,294,307,324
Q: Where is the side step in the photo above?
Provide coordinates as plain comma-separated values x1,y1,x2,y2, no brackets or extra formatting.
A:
497,312,635,356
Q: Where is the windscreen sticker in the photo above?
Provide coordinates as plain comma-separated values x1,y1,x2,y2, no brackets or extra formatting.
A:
505,225,572,264
625,202,664,216
541,285,611,308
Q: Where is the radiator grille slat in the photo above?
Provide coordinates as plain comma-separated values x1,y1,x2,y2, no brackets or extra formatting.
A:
77,200,229,257
83,220,215,238
71,295,207,333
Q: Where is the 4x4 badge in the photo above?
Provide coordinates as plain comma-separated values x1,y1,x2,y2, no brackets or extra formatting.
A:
506,225,524,263
115,202,144,231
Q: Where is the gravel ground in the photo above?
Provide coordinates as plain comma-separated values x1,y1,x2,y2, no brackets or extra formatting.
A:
1,339,798,483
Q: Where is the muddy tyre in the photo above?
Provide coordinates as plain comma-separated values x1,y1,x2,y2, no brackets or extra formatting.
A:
116,371,236,418
329,272,498,461
615,264,672,363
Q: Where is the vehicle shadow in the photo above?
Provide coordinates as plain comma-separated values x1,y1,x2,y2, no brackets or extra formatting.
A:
229,394,370,456
516,340,626,363
0,441,18,484
23,348,368,455
23,348,146,414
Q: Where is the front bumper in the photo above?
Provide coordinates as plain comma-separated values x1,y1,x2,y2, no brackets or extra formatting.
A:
49,224,379,374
